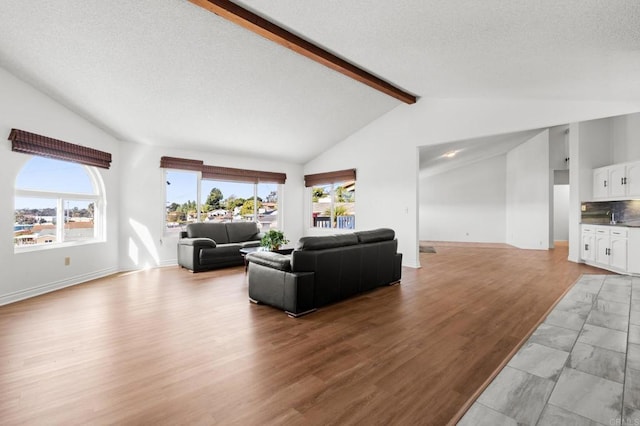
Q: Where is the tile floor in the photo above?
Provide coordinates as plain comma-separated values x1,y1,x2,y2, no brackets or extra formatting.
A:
458,274,640,426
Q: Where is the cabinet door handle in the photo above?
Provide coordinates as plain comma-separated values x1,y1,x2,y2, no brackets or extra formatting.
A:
624,177,627,184
622,177,625,185
585,244,589,251
604,180,607,188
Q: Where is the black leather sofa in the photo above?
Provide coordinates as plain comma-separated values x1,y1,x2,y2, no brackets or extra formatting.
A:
246,228,402,317
177,222,263,272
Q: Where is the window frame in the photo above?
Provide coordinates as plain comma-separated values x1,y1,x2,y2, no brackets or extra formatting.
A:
162,168,282,235
309,180,356,230
14,158,105,252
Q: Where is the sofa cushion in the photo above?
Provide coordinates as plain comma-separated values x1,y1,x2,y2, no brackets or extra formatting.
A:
179,237,216,248
226,222,260,243
354,228,395,244
295,233,358,251
246,251,292,272
186,223,229,244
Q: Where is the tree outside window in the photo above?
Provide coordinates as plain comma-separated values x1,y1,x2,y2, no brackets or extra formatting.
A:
311,180,355,229
164,171,280,232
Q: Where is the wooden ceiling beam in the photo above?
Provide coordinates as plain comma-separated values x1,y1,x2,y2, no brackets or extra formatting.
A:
188,0,417,104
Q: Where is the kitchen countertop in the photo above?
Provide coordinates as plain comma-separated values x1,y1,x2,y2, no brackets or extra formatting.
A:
581,221,640,228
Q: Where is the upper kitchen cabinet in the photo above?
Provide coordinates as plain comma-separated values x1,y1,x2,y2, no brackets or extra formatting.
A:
593,161,640,200
627,162,640,197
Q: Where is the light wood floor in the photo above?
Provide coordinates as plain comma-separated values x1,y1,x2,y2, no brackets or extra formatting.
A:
0,245,610,425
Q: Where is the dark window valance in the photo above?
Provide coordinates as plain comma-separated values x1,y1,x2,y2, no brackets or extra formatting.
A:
304,169,356,187
160,156,204,171
202,165,286,184
160,156,286,184
9,128,112,169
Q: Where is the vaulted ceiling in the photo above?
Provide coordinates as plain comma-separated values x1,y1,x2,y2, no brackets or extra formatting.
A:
1,1,639,163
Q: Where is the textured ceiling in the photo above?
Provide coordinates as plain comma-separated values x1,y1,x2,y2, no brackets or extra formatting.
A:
238,0,640,100
1,1,639,164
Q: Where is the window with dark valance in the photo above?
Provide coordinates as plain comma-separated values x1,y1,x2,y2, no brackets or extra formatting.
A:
304,169,356,187
9,128,112,169
160,156,286,233
159,156,203,171
305,169,356,230
160,156,286,183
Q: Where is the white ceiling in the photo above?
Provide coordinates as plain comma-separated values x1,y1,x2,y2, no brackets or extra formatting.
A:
419,129,546,177
1,1,639,164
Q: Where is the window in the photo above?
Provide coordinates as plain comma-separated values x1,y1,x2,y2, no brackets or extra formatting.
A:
14,157,104,249
306,169,356,229
201,180,279,230
162,157,285,233
165,170,199,232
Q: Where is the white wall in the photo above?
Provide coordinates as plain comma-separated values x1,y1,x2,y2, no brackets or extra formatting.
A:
549,125,570,171
0,65,305,303
0,67,121,305
419,155,506,243
506,130,550,249
568,117,613,261
304,98,640,268
611,112,640,163
118,143,304,271
554,185,570,241
3,60,640,302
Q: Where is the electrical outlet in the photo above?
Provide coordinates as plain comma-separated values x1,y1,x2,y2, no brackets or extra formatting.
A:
64,257,70,266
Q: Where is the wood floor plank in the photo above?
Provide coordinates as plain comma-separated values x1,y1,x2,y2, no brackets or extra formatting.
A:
0,244,610,425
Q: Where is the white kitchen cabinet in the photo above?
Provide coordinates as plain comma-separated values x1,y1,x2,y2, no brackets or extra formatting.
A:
593,167,610,199
584,225,629,273
593,161,640,199
610,228,628,271
594,227,611,265
581,225,595,262
608,165,627,198
629,228,640,274
627,161,640,197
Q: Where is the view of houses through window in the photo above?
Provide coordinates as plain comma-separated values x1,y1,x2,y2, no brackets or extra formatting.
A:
311,180,355,229
14,157,101,248
165,170,279,233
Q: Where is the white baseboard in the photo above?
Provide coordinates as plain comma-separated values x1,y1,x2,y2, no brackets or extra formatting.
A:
403,259,422,269
0,267,118,306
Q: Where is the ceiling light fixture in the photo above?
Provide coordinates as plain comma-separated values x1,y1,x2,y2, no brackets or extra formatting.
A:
442,150,459,158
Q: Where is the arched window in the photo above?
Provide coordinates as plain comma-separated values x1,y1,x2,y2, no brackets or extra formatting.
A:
14,156,105,249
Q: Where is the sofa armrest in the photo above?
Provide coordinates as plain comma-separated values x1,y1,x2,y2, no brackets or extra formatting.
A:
248,263,315,316
178,237,217,248
246,251,291,271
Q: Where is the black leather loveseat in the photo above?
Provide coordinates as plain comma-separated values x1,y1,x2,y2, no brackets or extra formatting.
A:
177,222,263,272
246,228,402,317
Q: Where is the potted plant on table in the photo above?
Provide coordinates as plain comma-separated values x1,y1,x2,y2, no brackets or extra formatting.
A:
260,229,289,251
